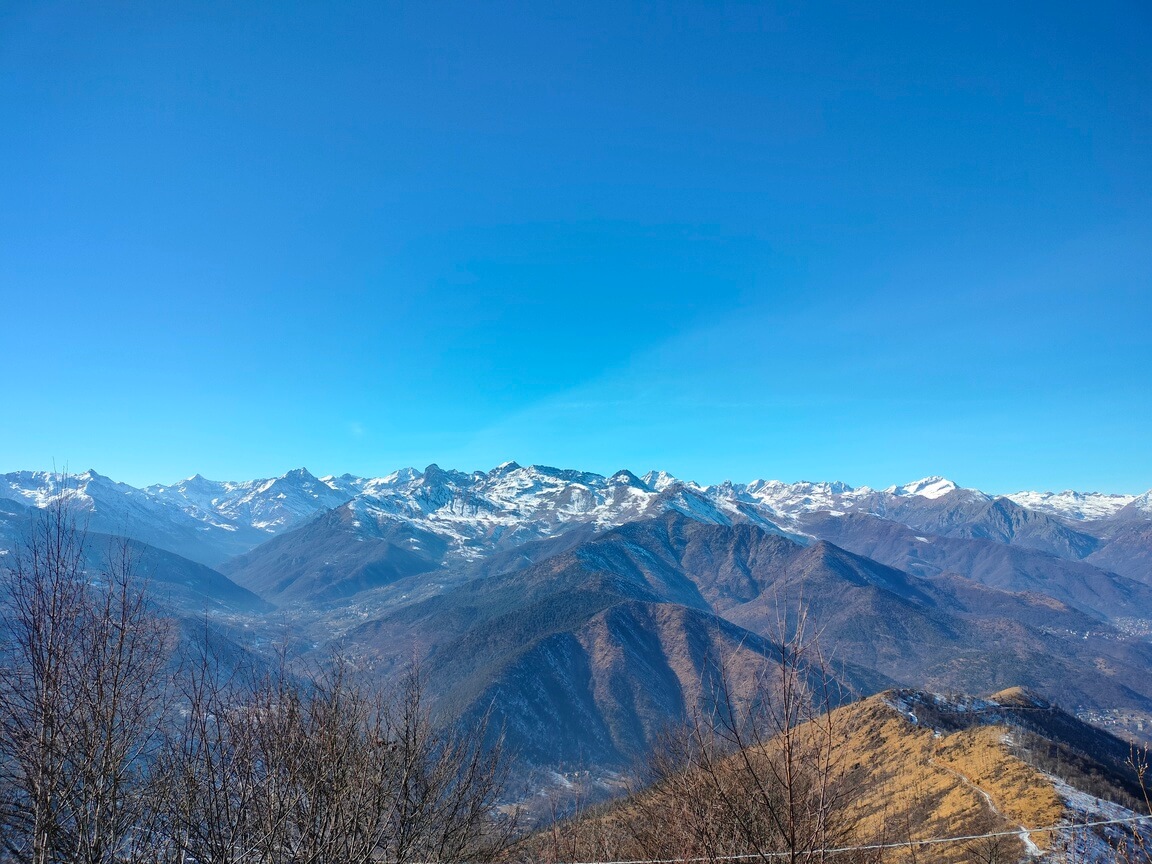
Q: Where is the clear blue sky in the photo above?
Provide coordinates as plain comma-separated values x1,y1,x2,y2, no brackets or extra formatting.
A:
2,1,1150,493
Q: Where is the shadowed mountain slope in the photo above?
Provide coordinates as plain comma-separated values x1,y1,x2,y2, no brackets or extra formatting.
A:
1084,519,1152,585
858,490,1103,560
0,499,267,615
799,511,1152,620
327,514,1152,770
220,504,450,603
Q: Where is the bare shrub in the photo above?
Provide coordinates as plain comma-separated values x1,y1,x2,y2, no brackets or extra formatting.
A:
152,648,513,864
532,604,879,864
0,487,170,864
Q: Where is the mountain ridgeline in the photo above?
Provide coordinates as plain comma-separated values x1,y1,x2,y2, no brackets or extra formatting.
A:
2,463,1151,775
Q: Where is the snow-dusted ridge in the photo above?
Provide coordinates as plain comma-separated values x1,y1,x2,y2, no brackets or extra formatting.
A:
341,462,746,560
885,476,959,499
2,465,1149,568
145,467,350,533
736,478,876,515
0,469,144,510
1005,489,1139,521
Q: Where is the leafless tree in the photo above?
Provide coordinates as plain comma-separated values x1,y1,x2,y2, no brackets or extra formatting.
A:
960,834,1015,864
0,485,170,864
383,664,515,863
152,647,514,864
664,605,871,864
247,654,394,864
145,627,267,864
621,720,751,863
535,603,878,864
0,483,514,863
1106,745,1152,864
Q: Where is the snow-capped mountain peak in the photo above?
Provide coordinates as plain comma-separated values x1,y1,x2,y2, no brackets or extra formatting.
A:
608,470,647,489
717,478,874,517
1119,490,1152,519
1004,489,1138,521
4,463,1149,571
490,460,522,475
147,467,353,535
884,477,959,499
641,470,680,492
0,470,89,507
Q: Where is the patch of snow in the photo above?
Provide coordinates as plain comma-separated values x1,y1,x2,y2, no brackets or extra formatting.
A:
885,476,959,499
1005,489,1137,521
641,470,679,492
1125,490,1152,517
1046,775,1151,862
5,464,1148,579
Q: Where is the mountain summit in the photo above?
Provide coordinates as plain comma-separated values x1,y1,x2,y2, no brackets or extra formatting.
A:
884,476,961,499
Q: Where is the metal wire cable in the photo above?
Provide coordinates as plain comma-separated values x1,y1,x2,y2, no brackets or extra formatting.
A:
551,812,1152,864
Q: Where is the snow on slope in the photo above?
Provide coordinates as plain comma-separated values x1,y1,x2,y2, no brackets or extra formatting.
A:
0,469,205,529
146,467,351,533
0,469,141,509
4,465,1149,568
1046,775,1152,862
1006,489,1138,521
343,463,743,560
738,478,873,515
0,469,265,566
1121,490,1152,518
884,476,959,499
641,470,684,493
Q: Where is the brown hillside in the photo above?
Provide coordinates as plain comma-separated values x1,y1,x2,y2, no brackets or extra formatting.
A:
519,691,1084,864
836,697,1063,863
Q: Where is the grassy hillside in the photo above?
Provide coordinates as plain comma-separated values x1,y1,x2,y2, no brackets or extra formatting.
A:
515,689,1151,864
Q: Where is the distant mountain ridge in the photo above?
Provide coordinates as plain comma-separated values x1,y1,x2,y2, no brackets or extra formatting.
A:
3,463,1152,777
2,465,1147,570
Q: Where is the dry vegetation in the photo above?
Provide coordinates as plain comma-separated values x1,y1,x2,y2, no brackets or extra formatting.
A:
935,727,1064,830
834,700,1065,863
0,499,513,864
520,693,1100,864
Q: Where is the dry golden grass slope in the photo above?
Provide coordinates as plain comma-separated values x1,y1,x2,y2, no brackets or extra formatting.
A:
835,694,1063,863
521,688,1151,864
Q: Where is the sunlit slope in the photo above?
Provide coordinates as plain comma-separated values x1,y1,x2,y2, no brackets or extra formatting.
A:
808,689,1147,863
524,688,1149,864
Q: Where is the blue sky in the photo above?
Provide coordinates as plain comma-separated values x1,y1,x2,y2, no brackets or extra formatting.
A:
2,1,1150,492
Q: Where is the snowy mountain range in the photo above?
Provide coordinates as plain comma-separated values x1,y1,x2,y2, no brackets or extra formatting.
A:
1,464,1148,570
3,462,1152,773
